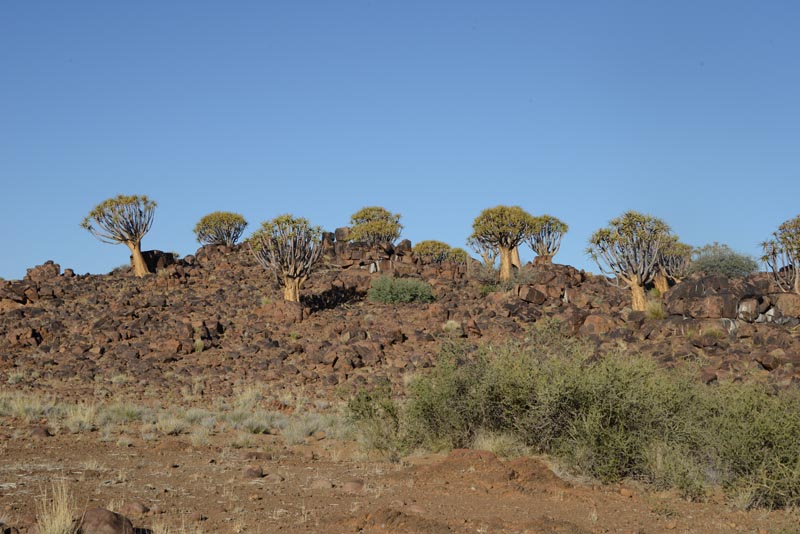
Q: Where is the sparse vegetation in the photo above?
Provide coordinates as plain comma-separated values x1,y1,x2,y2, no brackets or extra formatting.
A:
367,276,435,304
193,211,248,246
34,479,77,534
81,194,156,277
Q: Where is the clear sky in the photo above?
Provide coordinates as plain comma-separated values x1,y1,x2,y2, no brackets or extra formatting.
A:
2,1,799,280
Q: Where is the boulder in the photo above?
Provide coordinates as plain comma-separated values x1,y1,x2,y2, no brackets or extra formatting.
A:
74,508,134,534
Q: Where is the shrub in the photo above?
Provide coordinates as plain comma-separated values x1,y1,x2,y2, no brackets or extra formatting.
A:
367,276,434,304
352,318,800,508
690,242,757,278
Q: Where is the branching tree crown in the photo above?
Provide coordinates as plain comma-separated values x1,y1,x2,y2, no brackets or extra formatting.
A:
526,215,568,264
81,194,156,277
194,211,248,246
249,214,323,302
348,206,403,245
470,205,534,280
447,247,470,265
587,211,671,311
762,215,800,294
658,237,693,280
466,235,498,268
412,240,452,263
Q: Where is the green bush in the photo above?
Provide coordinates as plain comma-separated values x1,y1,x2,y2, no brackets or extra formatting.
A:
350,318,800,508
690,242,758,278
367,276,435,304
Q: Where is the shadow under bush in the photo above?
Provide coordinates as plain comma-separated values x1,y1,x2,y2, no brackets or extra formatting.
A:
349,318,800,508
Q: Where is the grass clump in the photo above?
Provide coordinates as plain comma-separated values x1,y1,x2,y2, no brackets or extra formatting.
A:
35,479,77,534
367,276,434,304
349,318,800,509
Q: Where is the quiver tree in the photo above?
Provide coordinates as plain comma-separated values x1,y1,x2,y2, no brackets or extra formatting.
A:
526,215,568,264
194,211,248,246
81,195,156,277
348,206,403,247
762,215,800,294
654,237,693,294
587,211,671,311
412,240,452,263
249,214,323,302
447,247,469,265
466,235,498,268
470,206,534,281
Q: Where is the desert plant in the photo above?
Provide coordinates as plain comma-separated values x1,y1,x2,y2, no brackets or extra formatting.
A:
690,242,758,279
81,195,156,277
193,211,247,246
587,211,672,311
654,236,693,293
249,214,323,302
367,276,434,304
348,206,402,246
35,479,77,534
466,235,498,268
412,240,451,263
526,214,568,264
470,205,535,281
447,247,470,265
762,215,800,294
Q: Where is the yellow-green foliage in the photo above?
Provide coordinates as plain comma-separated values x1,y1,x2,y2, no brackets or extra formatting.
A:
81,194,156,245
250,214,322,247
659,236,693,279
587,210,671,284
527,214,568,260
348,206,402,245
470,205,534,249
447,247,469,264
351,319,800,508
194,211,247,246
762,214,800,293
412,240,451,263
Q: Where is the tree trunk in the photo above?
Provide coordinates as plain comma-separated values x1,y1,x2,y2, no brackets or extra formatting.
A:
654,271,669,295
126,241,149,277
629,282,647,312
283,278,302,302
499,247,513,281
537,254,553,265
511,246,522,270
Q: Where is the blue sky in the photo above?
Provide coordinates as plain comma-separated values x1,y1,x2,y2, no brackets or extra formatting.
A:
2,1,799,280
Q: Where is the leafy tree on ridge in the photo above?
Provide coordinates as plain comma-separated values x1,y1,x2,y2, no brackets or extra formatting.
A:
81,194,156,277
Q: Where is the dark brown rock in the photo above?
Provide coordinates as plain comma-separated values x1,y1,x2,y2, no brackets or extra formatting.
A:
74,507,134,534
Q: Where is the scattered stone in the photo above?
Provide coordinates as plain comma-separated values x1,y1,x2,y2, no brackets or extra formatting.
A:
242,465,264,479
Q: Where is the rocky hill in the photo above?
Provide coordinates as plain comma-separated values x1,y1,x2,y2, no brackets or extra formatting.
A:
2,235,799,410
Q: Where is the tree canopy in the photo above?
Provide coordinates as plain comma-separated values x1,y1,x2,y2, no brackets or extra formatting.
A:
587,211,671,310
81,195,156,277
348,206,402,246
470,205,534,280
194,211,248,246
526,214,568,263
762,215,800,294
412,240,452,263
249,214,323,302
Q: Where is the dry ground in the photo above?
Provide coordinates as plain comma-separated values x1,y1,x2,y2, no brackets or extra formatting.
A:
1,405,799,534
